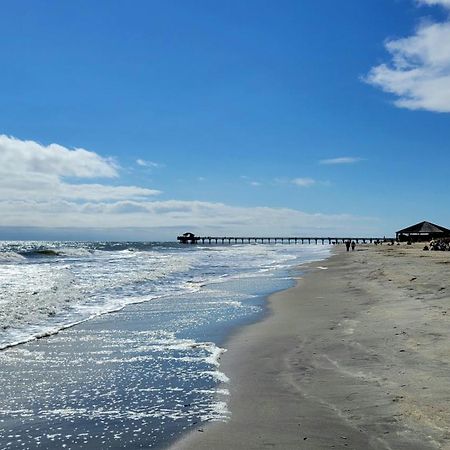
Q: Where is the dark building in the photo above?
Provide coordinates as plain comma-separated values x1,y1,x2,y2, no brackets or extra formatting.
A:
396,221,450,242
177,232,197,244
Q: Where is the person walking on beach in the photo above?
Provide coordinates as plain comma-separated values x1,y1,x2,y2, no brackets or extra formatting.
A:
351,241,356,251
345,240,350,251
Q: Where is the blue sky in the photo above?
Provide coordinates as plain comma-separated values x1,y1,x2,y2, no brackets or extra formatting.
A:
1,0,449,240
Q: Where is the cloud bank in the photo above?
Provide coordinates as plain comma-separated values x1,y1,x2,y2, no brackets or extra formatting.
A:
366,1,450,112
0,198,378,237
0,135,379,239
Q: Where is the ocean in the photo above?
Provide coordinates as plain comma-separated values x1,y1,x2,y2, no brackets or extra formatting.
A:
0,241,330,449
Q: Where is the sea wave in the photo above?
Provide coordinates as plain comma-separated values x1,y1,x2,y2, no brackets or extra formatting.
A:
0,241,331,350
0,251,26,262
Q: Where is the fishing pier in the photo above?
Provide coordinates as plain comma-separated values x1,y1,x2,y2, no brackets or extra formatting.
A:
177,233,389,245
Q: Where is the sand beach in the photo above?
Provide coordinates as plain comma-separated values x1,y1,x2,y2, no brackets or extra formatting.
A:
170,244,450,450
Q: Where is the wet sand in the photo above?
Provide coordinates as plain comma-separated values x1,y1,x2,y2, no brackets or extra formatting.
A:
170,244,450,449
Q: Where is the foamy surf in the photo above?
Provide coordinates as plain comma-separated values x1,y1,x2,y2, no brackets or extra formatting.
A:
0,240,331,449
0,241,330,351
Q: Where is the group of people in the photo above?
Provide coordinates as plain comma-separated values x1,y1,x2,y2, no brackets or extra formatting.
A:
427,239,450,251
345,240,356,252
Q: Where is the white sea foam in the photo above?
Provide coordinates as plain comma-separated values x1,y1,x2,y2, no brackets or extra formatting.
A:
0,242,331,350
202,370,230,383
201,400,230,422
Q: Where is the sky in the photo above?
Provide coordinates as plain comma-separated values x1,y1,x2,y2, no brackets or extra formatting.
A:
0,0,449,241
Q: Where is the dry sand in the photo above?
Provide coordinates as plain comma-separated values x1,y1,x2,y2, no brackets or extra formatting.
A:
169,244,450,450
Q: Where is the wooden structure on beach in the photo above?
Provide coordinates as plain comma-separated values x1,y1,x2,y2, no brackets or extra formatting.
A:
396,221,450,242
177,232,389,245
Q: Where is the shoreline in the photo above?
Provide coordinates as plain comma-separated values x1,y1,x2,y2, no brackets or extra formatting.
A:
169,244,450,449
0,243,328,450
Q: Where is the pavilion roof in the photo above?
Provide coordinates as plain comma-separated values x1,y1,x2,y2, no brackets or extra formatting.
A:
396,221,450,234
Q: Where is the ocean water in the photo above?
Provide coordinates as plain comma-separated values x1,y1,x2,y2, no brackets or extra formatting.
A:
0,241,330,449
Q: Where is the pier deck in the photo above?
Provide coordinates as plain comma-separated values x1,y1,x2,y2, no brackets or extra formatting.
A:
177,235,391,245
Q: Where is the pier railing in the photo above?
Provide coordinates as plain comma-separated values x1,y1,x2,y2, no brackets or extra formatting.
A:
177,235,391,245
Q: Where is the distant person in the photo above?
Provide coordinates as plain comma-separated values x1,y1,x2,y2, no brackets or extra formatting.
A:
351,241,356,251
345,240,350,252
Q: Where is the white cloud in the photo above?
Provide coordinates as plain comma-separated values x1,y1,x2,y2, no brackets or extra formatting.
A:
136,159,163,168
291,177,316,187
366,4,450,112
0,135,118,178
58,184,161,201
0,198,379,237
0,174,160,202
319,157,362,165
0,135,161,202
417,0,450,7
240,176,263,187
